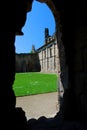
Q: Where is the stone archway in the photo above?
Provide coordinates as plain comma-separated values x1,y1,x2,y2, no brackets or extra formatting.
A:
15,1,61,119
1,0,87,129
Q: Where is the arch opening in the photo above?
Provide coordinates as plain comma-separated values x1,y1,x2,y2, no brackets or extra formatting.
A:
14,0,62,119
1,1,87,129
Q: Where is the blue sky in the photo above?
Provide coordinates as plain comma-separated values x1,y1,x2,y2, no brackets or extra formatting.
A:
15,0,55,54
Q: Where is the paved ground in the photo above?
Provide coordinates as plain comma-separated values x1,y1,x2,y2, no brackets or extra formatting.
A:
16,92,59,120
16,92,87,130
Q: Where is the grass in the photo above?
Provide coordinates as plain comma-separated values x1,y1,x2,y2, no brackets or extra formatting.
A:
13,72,58,97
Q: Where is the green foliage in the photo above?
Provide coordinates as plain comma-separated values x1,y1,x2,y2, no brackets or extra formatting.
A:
13,72,58,97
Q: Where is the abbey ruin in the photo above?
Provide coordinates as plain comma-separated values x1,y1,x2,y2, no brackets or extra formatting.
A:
1,0,87,129
16,28,59,73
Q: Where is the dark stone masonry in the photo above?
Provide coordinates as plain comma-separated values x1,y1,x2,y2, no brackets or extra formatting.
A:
1,0,87,129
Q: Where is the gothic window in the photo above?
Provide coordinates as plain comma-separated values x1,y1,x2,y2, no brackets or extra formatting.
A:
50,47,52,57
42,59,43,69
44,50,46,58
47,58,49,69
54,56,56,69
54,44,56,56
42,51,43,59
47,48,48,58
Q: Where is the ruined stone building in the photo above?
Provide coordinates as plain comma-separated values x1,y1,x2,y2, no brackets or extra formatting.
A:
16,53,40,72
37,28,59,73
1,0,87,129
16,28,59,73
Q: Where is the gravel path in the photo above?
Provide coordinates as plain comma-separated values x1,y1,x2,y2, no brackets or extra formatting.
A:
16,92,59,120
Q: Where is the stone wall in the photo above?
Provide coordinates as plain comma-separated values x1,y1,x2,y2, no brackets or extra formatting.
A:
1,0,87,129
16,31,60,74
16,53,41,72
38,42,59,73
37,31,60,73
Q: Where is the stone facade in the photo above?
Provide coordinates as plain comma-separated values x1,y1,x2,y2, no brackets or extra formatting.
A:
2,0,87,129
37,29,59,73
16,28,60,73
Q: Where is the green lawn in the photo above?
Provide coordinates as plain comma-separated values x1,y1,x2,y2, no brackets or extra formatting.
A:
13,72,58,97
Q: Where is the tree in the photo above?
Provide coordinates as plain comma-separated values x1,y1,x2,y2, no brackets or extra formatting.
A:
30,44,36,53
